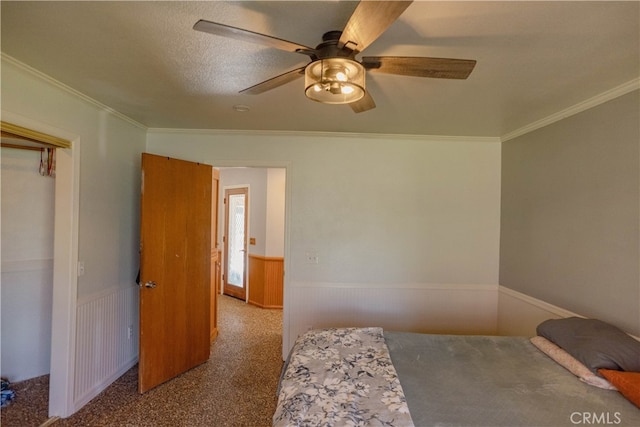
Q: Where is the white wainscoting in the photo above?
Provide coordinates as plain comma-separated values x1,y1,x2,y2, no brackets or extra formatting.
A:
497,286,580,336
286,283,498,354
74,285,138,410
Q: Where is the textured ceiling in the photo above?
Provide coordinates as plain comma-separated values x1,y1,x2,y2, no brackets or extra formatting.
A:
1,1,638,137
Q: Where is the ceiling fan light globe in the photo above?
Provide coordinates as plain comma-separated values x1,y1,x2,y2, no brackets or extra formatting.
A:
341,85,355,95
335,71,348,82
305,58,365,104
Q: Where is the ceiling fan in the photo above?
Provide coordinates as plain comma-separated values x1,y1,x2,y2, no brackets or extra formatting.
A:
193,0,476,113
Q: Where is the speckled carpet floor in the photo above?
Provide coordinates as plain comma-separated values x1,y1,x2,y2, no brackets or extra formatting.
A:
1,295,283,427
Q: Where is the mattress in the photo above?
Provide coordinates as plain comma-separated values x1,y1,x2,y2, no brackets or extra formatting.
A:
385,332,640,426
274,329,640,426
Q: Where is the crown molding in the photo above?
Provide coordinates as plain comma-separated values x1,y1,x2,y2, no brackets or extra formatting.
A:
4,53,636,143
1,54,147,131
147,127,501,144
501,78,640,142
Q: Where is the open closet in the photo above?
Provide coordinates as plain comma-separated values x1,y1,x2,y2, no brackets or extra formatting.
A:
1,121,71,412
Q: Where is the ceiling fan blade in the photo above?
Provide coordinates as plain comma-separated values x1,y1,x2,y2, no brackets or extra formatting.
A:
339,1,412,54
362,56,476,79
350,91,376,113
239,66,306,95
194,20,314,55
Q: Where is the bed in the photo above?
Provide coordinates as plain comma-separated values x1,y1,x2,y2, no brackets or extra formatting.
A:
273,319,640,426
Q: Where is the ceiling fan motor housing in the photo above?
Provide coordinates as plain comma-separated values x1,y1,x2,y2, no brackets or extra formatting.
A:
314,31,357,60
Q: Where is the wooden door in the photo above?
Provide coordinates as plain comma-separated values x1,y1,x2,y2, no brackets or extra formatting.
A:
139,153,212,393
223,187,248,300
210,169,220,343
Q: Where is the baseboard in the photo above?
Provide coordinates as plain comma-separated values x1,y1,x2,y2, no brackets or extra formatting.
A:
497,286,581,336
40,416,61,427
248,299,282,309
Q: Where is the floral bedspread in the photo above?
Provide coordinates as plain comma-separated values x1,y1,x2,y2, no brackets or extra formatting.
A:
273,327,414,427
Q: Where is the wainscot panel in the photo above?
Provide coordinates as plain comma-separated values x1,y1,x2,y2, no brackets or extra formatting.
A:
74,285,138,410
248,254,284,309
287,283,498,354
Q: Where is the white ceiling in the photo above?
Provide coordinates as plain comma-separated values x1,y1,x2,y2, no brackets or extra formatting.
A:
1,1,638,137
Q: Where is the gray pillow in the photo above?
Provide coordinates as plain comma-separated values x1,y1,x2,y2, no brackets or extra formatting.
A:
537,317,640,374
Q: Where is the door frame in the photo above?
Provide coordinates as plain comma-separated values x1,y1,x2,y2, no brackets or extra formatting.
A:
2,110,81,417
222,185,250,301
212,163,290,360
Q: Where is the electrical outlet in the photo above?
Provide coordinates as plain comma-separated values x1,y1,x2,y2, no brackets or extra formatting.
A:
127,325,133,340
305,251,319,264
77,261,85,276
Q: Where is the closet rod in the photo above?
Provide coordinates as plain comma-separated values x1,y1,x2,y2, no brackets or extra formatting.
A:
1,121,71,149
0,142,45,152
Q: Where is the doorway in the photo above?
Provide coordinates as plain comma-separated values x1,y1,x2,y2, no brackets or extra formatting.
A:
216,167,286,314
223,187,248,301
0,144,55,414
0,116,77,418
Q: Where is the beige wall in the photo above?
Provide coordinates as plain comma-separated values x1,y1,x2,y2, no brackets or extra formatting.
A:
500,90,640,335
146,130,503,352
1,56,145,415
1,57,147,299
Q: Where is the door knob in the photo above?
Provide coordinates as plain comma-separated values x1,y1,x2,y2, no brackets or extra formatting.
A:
144,281,157,289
